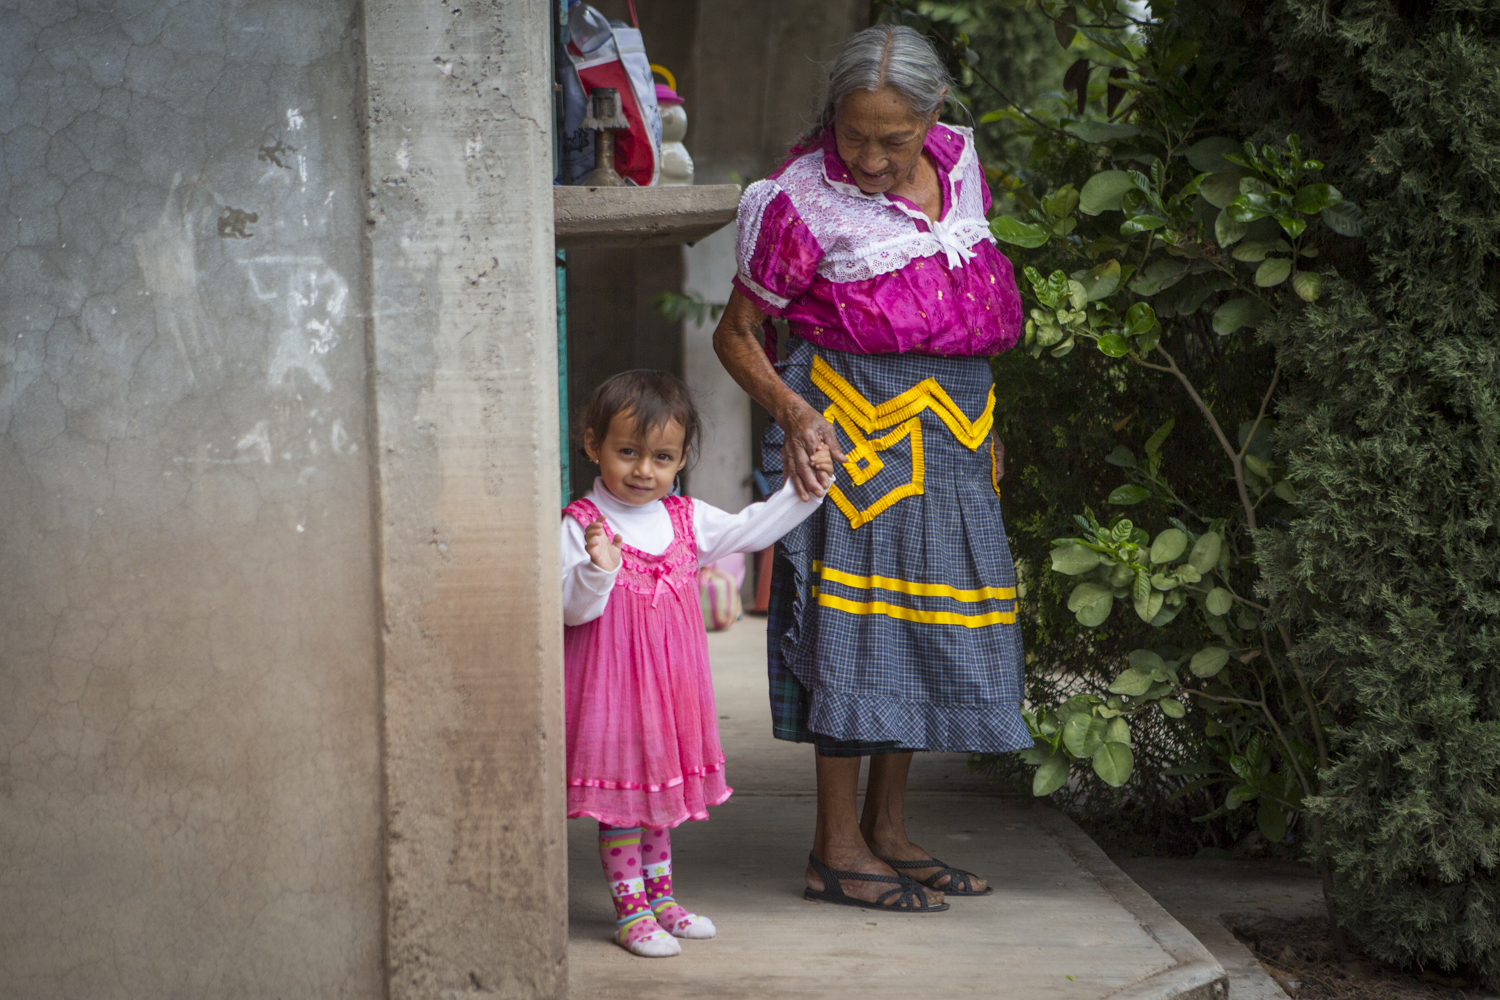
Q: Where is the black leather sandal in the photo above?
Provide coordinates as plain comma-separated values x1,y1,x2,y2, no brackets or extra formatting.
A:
877,856,993,896
803,852,950,912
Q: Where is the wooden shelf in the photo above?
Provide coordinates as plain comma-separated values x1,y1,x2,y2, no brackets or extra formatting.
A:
553,184,741,249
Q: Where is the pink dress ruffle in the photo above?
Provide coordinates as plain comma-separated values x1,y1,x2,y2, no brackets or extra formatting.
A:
562,494,732,829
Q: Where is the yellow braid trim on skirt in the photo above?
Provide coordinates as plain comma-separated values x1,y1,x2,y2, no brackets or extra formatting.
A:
810,355,996,529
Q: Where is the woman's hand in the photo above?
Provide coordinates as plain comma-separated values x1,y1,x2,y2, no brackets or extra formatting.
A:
991,430,1006,489
584,518,623,571
779,399,844,501
712,291,847,501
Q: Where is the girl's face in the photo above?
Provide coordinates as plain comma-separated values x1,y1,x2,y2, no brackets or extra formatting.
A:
834,86,940,195
584,410,689,506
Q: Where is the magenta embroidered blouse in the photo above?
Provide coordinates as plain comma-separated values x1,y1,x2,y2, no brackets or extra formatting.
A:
732,123,1023,357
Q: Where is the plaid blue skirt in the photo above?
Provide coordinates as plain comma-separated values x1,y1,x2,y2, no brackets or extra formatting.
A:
765,340,1032,757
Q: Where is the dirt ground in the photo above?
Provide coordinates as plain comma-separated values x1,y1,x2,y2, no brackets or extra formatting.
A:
1231,916,1497,1000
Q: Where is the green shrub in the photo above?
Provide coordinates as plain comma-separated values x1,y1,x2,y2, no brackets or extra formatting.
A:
883,0,1359,861
986,327,1278,854
1197,1,1500,983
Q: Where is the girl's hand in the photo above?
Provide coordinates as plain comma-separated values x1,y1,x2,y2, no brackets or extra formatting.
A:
991,431,1006,489
584,518,623,571
808,443,835,497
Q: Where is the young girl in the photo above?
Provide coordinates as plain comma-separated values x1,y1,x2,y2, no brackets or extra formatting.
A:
561,370,832,958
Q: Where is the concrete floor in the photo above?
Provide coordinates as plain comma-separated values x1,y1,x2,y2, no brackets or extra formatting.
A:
567,618,1227,998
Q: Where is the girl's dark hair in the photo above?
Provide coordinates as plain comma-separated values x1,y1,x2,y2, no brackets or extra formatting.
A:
580,370,700,464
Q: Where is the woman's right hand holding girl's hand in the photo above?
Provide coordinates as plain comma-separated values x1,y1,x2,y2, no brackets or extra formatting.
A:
585,518,623,571
778,395,847,502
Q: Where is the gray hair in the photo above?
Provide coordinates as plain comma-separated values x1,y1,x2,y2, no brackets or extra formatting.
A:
801,26,962,147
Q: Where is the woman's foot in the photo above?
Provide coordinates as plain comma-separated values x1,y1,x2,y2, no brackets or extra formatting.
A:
805,845,945,909
867,838,988,894
616,914,682,957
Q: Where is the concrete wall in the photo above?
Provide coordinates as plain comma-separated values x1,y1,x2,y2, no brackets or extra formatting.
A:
690,0,868,184
363,0,568,997
2,0,859,992
565,245,684,500
1,1,567,998
0,2,383,998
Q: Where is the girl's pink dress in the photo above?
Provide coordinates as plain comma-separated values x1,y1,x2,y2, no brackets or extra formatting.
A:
562,494,731,829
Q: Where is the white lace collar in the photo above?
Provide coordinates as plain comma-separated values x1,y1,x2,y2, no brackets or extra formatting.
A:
741,124,995,284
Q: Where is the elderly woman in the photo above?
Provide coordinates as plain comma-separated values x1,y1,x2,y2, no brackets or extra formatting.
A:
713,25,1031,913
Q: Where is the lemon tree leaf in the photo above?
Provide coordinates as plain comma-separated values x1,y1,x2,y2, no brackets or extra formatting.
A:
1189,532,1222,573
1092,742,1134,786
1128,649,1167,673
1190,645,1231,677
1255,258,1292,286
1150,528,1188,564
1109,667,1154,696
1063,714,1105,758
1108,484,1151,505
1078,170,1139,214
1212,296,1268,334
1052,543,1103,575
1069,582,1114,626
990,216,1050,248
1033,752,1070,796
1293,270,1322,302
1185,137,1243,173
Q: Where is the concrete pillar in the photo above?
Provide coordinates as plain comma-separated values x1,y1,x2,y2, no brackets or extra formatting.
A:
682,227,751,515
362,1,568,998
0,3,382,998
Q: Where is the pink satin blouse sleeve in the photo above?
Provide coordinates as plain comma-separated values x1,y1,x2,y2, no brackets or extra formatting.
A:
732,183,822,318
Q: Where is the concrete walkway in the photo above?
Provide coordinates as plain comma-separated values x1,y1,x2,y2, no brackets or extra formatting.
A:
567,618,1227,999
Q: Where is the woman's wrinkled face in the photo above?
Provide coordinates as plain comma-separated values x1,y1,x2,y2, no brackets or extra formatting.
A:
834,86,940,194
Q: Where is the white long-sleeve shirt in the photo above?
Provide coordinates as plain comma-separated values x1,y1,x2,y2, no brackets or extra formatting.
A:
561,477,823,626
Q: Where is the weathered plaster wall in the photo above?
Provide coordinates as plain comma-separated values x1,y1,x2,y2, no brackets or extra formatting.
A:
0,2,382,998
682,225,749,514
565,245,684,500
691,0,868,183
362,0,568,997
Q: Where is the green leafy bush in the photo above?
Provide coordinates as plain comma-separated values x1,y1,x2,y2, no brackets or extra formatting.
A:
882,0,1366,863
1183,0,1500,984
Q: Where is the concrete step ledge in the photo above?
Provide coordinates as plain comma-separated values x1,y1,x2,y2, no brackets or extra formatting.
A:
554,183,741,248
1034,808,1228,1000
